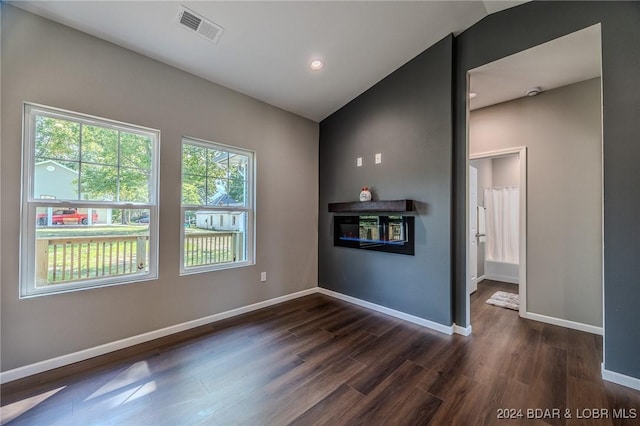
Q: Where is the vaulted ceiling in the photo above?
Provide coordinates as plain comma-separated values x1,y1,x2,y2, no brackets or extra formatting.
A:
12,1,530,121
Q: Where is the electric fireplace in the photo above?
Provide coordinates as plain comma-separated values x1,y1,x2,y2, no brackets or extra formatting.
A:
334,215,415,255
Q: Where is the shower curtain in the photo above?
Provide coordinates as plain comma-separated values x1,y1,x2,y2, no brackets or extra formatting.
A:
484,186,519,263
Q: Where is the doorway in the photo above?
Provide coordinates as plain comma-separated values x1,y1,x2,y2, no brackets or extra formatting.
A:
465,24,603,334
468,149,527,321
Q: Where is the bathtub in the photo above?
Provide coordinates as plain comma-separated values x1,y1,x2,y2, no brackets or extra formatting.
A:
484,259,519,284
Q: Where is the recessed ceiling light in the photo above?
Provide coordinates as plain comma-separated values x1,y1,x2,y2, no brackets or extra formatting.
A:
310,59,324,70
469,92,478,99
525,87,542,96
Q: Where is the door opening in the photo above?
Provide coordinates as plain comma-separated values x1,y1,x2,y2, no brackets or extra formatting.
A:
467,149,527,323
464,25,603,336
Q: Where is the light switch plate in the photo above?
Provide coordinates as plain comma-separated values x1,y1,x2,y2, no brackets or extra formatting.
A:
375,153,382,164
357,157,362,167
260,272,267,282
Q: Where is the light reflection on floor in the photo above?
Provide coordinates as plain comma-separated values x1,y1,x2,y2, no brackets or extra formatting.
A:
1,361,159,424
83,361,157,408
0,386,66,425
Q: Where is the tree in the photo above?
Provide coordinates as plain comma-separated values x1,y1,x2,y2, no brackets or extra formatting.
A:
34,116,153,208
35,116,80,170
80,126,152,204
181,145,243,205
228,166,246,204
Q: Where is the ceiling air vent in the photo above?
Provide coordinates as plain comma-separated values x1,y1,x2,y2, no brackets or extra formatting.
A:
177,5,224,43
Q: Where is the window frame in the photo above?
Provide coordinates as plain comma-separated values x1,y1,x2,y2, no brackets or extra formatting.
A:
20,102,161,297
180,136,255,275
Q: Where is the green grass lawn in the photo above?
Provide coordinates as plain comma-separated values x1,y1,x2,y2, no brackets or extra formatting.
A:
36,224,222,238
37,225,148,238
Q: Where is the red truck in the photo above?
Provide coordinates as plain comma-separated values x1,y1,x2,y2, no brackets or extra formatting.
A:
37,208,99,225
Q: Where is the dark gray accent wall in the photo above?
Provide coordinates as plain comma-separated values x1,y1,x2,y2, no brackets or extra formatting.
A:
453,2,640,378
319,36,453,325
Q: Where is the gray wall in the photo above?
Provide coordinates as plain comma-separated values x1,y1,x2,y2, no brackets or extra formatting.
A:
454,1,640,378
471,79,602,327
491,155,520,188
1,5,318,372
319,36,453,325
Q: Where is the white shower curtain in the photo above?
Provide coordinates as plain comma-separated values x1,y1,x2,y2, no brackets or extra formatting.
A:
484,186,519,263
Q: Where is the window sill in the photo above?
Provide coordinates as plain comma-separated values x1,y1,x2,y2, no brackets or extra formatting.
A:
179,260,255,276
20,273,158,299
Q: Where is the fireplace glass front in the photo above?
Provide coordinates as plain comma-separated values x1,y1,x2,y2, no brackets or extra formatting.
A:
334,215,414,255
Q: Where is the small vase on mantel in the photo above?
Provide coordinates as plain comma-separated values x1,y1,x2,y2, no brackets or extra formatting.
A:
359,187,372,202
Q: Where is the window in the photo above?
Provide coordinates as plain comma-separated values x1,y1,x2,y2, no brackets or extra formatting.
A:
21,103,160,297
181,137,254,273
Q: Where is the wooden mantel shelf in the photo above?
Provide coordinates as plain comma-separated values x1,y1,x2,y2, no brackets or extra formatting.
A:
328,199,414,213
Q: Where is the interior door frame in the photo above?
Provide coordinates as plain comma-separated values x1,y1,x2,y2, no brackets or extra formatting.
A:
467,147,528,323
468,165,478,295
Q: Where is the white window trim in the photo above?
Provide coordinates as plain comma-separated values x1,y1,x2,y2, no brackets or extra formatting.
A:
20,102,161,297
180,136,255,275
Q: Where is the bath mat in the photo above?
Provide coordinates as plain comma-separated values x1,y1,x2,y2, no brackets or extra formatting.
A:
486,291,519,311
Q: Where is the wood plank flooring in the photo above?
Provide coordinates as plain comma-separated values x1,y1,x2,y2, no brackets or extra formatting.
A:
2,281,639,425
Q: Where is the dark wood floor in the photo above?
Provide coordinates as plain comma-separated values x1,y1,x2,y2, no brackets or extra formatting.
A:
2,281,639,425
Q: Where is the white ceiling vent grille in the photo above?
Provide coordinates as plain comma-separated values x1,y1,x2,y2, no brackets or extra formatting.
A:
177,6,224,43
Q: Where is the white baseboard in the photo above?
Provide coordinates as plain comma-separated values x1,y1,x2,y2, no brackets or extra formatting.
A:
453,324,472,336
525,312,603,335
317,287,454,335
1,286,469,385
602,363,640,391
477,275,486,283
485,273,519,285
0,288,317,384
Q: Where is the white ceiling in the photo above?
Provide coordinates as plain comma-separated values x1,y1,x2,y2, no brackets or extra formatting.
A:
469,24,602,110
11,1,530,122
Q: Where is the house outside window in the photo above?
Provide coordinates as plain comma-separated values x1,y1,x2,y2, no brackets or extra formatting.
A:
181,137,254,273
20,103,160,297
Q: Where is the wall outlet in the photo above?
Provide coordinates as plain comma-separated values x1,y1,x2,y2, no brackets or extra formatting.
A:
357,157,362,167
260,272,267,282
375,153,382,164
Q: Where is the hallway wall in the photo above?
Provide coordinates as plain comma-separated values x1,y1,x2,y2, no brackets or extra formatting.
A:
470,78,602,327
